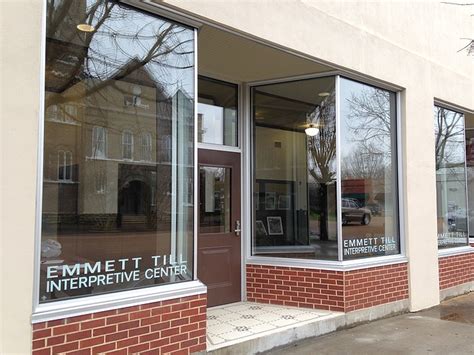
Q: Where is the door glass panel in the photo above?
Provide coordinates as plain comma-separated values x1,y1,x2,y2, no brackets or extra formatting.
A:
199,167,231,233
198,77,238,146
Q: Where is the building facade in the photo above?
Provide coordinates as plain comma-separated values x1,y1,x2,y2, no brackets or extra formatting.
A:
1,0,474,354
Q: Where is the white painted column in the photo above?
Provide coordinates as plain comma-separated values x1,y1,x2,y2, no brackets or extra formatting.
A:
0,1,43,353
401,79,440,311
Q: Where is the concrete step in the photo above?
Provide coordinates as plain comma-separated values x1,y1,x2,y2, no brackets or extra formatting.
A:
204,299,409,355
205,302,345,355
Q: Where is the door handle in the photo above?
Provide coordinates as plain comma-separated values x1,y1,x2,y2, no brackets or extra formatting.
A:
234,220,241,236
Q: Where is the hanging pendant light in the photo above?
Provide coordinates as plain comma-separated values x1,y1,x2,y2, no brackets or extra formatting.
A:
305,124,319,137
77,23,95,32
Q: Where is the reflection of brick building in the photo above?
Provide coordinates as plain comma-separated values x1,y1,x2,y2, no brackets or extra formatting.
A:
342,178,387,207
42,60,192,234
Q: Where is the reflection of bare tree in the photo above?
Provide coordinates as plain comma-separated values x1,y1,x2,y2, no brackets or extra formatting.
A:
45,0,193,109
307,92,336,240
441,2,474,56
342,143,385,180
307,92,336,184
341,85,395,193
346,87,391,155
44,0,194,234
434,106,465,170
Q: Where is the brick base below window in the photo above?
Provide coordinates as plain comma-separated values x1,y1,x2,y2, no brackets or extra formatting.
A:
439,252,474,290
32,294,206,355
246,263,408,313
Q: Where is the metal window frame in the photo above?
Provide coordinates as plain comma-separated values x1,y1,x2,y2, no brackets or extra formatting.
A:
32,0,206,323
336,75,343,262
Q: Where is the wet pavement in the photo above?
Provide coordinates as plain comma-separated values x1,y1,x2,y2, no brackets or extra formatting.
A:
268,292,474,355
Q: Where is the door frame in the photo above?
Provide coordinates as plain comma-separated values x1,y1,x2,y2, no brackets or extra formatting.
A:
196,75,247,303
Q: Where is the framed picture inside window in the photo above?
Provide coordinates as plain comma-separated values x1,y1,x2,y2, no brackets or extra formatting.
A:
267,216,283,235
265,192,276,210
278,194,290,210
255,220,267,236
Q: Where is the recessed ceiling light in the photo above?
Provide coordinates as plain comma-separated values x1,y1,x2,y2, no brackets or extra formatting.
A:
318,92,330,97
77,24,95,33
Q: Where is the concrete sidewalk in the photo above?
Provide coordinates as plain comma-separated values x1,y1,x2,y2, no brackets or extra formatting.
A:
269,293,474,355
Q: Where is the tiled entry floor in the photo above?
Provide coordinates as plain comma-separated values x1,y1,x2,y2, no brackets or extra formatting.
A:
206,302,338,351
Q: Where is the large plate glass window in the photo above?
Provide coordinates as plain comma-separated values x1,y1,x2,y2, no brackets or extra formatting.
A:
464,113,474,240
434,105,469,248
252,77,338,260
251,76,400,261
340,78,399,259
39,0,195,303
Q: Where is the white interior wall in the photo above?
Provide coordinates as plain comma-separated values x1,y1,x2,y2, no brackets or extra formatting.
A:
255,126,308,210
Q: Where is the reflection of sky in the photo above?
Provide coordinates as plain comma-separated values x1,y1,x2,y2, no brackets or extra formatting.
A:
86,1,194,98
434,107,465,166
198,103,224,145
340,78,393,164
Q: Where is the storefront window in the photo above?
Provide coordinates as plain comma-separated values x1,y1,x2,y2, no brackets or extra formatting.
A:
340,78,399,259
251,76,400,261
464,112,474,239
434,106,469,248
39,0,195,303
252,77,338,260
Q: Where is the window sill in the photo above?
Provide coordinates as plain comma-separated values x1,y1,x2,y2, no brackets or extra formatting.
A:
197,142,241,153
438,245,474,258
32,280,207,324
246,254,408,272
254,245,315,254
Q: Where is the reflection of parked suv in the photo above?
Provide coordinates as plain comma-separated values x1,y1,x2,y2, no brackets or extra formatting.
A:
447,208,468,232
342,198,372,225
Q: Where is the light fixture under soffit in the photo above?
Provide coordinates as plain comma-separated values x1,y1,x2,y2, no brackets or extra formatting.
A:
318,92,330,97
305,124,319,137
255,112,265,120
77,23,95,32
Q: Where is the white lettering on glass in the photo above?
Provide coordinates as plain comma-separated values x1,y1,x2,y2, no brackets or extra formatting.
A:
45,255,188,293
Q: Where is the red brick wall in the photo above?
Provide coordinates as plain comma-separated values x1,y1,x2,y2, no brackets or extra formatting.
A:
246,263,408,313
344,263,408,312
438,252,474,290
32,294,206,355
246,265,344,311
